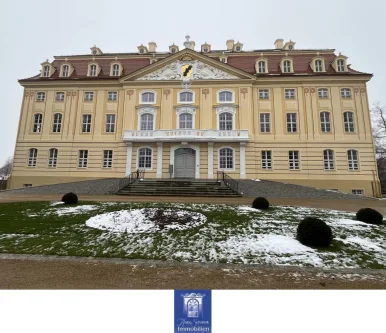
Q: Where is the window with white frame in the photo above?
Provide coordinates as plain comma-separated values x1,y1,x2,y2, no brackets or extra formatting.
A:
179,91,194,103
36,92,45,102
341,88,352,98
258,61,266,73
48,148,58,168
112,64,120,76
261,151,272,170
260,113,270,133
318,88,329,99
285,88,296,99
219,112,233,130
103,150,113,168
138,148,152,169
33,113,43,133
337,59,345,72
179,113,193,129
315,60,323,72
283,60,292,73
61,65,69,77
343,112,355,132
78,150,88,168
28,148,38,167
218,91,233,103
141,91,155,103
259,89,269,99
219,148,234,170
140,113,154,130
43,65,50,77
286,113,297,133
84,92,94,101
347,149,359,170
82,114,92,133
105,114,116,133
52,113,62,133
352,189,364,195
89,64,97,76
56,92,65,101
108,91,117,101
320,111,331,133
323,149,335,170
289,150,300,170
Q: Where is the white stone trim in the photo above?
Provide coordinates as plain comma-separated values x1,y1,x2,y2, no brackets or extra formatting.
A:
217,89,235,104
240,142,246,178
208,142,214,179
125,143,133,176
170,143,200,179
218,146,236,172
137,107,157,130
215,106,236,131
156,142,163,178
139,90,157,104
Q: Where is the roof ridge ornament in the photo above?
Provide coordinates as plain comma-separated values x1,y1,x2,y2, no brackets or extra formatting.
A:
184,35,192,49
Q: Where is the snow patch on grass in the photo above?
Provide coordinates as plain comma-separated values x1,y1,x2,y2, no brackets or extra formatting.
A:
53,205,98,216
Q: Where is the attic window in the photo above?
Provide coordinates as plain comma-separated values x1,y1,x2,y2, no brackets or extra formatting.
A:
288,44,293,50
203,47,209,53
43,65,50,77
235,46,241,52
139,49,144,54
171,48,176,53
221,58,226,63
92,50,97,55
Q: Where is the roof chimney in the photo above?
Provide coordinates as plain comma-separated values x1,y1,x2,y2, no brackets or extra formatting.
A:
274,39,284,49
226,39,234,51
148,42,157,53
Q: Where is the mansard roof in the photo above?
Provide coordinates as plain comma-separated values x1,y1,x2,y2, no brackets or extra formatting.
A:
19,47,371,83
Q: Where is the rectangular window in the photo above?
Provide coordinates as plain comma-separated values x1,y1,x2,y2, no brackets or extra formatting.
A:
108,92,117,101
260,113,270,133
286,113,297,133
344,112,355,132
84,92,94,101
56,92,65,101
52,114,62,133
323,150,335,170
318,88,329,99
28,149,38,167
289,151,300,170
36,92,45,102
352,189,364,195
261,150,272,170
48,149,58,168
105,114,116,133
23,184,32,188
78,150,88,168
320,112,331,133
259,89,269,99
285,89,296,99
348,150,359,171
103,150,113,168
138,148,152,169
82,114,92,133
33,114,43,133
341,88,352,98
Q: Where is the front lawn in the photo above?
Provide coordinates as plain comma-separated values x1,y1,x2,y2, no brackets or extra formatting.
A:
0,201,385,269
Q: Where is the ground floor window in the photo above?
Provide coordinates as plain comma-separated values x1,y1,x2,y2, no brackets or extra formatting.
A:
78,150,88,168
261,150,272,170
219,148,234,170
323,149,335,170
288,150,300,170
352,189,364,195
28,148,38,167
48,148,58,168
138,148,152,169
103,150,113,168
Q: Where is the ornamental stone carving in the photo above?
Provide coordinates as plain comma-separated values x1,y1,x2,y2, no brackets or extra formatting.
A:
176,106,197,115
215,105,236,115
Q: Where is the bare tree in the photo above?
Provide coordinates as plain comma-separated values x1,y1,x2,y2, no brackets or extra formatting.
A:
371,103,386,191
0,157,13,176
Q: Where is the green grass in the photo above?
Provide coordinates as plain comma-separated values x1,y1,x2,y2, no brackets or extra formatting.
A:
0,201,385,269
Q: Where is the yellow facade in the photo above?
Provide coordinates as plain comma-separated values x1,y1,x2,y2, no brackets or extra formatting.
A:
10,43,381,197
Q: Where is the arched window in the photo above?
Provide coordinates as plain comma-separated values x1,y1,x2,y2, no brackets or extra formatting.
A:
179,113,193,129
258,61,266,73
283,60,292,73
89,64,97,76
140,113,154,130
337,59,345,72
320,111,331,132
343,112,355,132
323,149,335,170
48,148,58,168
219,112,233,130
179,91,194,103
141,91,155,103
219,148,234,170
33,113,43,133
111,64,120,76
315,60,323,72
218,91,233,103
138,148,152,169
28,148,38,167
347,150,359,170
61,65,69,77
43,65,50,77
52,113,62,133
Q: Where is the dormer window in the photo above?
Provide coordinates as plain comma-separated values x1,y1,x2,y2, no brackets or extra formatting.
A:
236,46,241,51
61,65,69,77
92,50,97,55
315,60,323,72
219,55,228,63
201,43,211,53
138,45,148,54
139,49,144,54
88,64,98,76
283,60,292,73
255,58,268,74
43,65,50,77
337,59,345,72
233,42,243,52
110,63,121,76
333,56,348,72
90,46,103,55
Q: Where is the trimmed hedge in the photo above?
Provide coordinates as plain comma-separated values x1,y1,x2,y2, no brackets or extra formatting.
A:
356,208,383,225
297,217,333,247
61,192,78,205
252,197,270,210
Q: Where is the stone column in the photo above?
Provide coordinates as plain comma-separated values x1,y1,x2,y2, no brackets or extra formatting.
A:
157,142,163,178
240,142,246,179
208,142,214,179
125,143,133,176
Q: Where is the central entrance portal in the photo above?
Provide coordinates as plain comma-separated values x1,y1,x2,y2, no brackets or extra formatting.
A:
174,148,196,178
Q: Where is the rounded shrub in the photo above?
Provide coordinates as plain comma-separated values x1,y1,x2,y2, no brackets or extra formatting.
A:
252,197,270,210
61,192,78,205
297,217,333,247
356,208,383,225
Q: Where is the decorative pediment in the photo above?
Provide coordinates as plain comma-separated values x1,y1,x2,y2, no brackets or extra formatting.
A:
136,60,240,81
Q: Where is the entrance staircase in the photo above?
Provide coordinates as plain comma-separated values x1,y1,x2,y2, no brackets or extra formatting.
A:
117,179,241,197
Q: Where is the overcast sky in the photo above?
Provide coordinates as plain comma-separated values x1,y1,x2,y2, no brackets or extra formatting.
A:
1,0,385,165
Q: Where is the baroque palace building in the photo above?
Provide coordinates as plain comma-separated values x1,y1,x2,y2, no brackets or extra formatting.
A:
11,36,381,196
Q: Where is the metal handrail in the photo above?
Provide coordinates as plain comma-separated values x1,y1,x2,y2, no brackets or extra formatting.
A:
117,169,145,192
217,171,240,194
